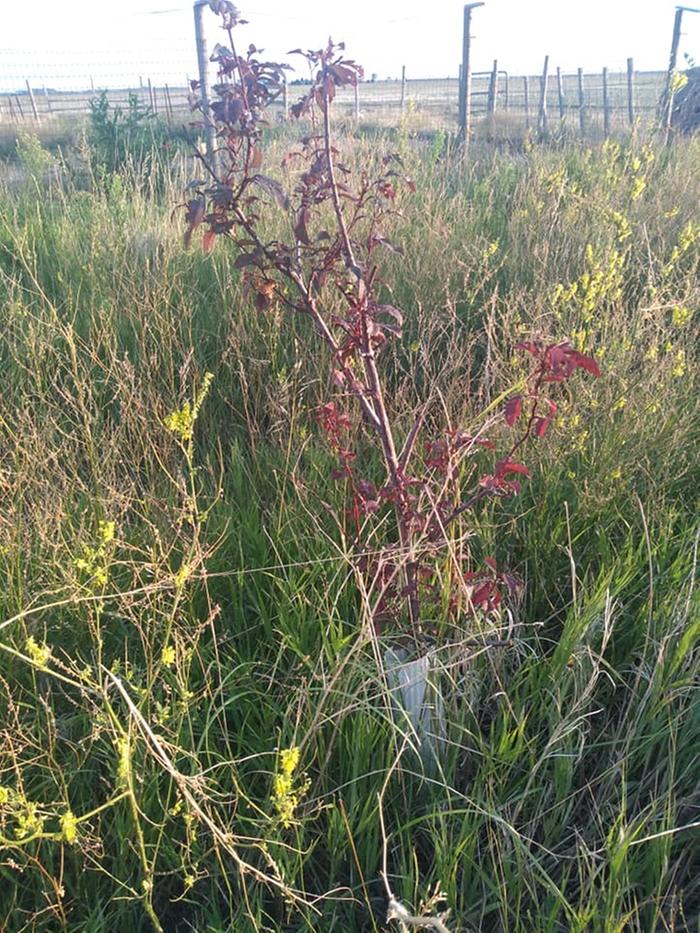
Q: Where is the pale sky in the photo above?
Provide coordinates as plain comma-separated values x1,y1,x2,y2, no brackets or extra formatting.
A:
2,1,699,90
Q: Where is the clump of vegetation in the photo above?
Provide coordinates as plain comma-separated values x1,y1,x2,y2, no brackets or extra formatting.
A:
0,4,698,930
87,89,171,181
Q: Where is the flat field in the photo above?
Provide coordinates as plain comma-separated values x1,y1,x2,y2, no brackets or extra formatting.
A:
0,123,698,931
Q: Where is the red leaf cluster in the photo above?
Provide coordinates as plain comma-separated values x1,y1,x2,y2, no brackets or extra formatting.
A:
464,558,522,614
181,7,604,635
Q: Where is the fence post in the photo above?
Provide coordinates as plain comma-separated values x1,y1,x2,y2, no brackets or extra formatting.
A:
354,80,360,121
504,71,509,111
25,81,40,123
487,58,498,114
15,96,25,120
458,64,464,127
400,65,406,111
523,75,530,129
164,83,174,123
193,0,218,169
626,57,635,126
556,66,564,122
538,55,549,134
602,66,610,137
283,76,289,118
459,2,485,145
577,67,585,136
43,86,52,115
663,6,684,141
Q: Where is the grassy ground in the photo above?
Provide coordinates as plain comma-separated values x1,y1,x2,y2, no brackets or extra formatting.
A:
0,124,699,931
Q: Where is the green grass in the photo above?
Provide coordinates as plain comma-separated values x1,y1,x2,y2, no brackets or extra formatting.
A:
0,126,698,931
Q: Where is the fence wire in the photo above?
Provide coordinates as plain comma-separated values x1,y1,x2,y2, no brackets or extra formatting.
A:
0,52,668,137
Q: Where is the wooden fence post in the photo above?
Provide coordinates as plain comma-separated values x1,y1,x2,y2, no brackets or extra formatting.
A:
577,67,585,136
556,66,565,122
354,81,360,121
487,59,498,114
504,71,509,111
523,75,530,129
626,57,635,126
400,65,406,110
283,77,289,118
602,66,610,137
538,55,549,134
15,94,25,121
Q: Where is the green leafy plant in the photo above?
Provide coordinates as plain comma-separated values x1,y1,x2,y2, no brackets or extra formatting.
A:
88,89,170,179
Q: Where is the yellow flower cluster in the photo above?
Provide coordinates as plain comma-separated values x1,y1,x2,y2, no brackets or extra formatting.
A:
271,746,309,829
60,810,78,844
551,246,624,322
25,635,52,670
14,799,45,840
164,372,214,444
75,519,116,589
662,221,699,280
161,644,176,667
671,306,692,328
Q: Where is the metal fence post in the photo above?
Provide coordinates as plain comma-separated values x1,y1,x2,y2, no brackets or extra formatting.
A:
193,0,217,169
577,67,586,136
25,80,40,122
556,66,565,122
459,2,485,145
165,83,174,123
538,55,549,134
602,66,610,137
487,59,498,114
626,58,635,126
523,75,530,129
663,6,684,140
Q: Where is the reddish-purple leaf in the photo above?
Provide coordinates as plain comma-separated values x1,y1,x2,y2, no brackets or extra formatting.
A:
515,340,540,358
496,460,531,478
504,395,523,426
202,229,216,254
573,353,601,377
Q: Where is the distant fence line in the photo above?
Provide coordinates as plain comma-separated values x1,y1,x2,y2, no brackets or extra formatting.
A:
0,65,668,137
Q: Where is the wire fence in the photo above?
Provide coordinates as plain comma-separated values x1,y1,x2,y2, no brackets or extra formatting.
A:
0,59,668,139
